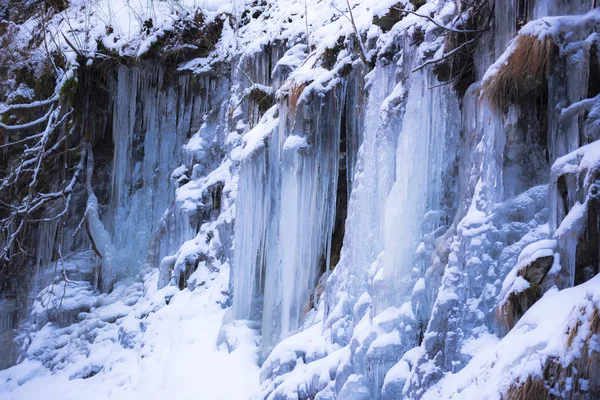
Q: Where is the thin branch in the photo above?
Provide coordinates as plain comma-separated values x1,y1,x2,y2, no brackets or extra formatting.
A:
329,1,367,64
392,7,490,34
1,219,24,260
72,214,86,238
0,132,45,150
0,106,55,130
0,95,59,115
60,31,84,58
412,36,480,72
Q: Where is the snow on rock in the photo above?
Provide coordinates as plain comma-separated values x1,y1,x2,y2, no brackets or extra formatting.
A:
423,274,600,400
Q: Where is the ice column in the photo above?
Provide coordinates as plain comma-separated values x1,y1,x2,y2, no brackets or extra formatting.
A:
109,65,195,281
261,84,345,354
379,70,460,310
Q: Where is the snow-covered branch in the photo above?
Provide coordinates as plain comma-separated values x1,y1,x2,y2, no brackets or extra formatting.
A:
0,74,79,268
0,94,60,115
561,94,600,119
83,143,116,291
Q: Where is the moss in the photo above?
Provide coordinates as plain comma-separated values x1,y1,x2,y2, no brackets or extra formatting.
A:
96,39,121,60
46,0,69,12
59,75,79,106
338,62,353,78
321,37,345,70
410,26,425,47
373,3,405,32
146,39,165,58
138,13,225,68
246,86,274,113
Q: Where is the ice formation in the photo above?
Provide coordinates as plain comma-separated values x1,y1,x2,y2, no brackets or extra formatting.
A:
1,0,600,399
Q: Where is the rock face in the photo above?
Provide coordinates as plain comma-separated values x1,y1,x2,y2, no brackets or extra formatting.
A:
1,0,600,399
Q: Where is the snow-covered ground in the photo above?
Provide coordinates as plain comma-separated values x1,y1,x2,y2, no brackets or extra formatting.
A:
0,266,259,400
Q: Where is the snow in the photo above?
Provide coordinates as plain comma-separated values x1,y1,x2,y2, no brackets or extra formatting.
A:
424,274,600,400
240,107,279,159
0,266,260,400
519,7,600,39
38,0,233,61
283,135,308,151
552,139,600,191
516,239,557,265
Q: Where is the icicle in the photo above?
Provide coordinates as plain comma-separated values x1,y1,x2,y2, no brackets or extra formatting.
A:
108,65,193,280
232,151,269,321
84,144,116,292
533,0,596,18
378,70,460,311
260,82,345,356
494,0,517,60
330,63,397,304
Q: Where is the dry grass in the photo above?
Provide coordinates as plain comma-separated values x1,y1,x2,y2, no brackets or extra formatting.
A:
483,35,557,111
566,318,582,348
506,377,549,400
246,86,274,113
288,83,306,117
506,306,600,399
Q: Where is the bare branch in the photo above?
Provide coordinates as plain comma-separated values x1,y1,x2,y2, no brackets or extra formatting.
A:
412,36,480,72
329,1,368,64
0,106,55,130
0,95,59,115
392,7,490,34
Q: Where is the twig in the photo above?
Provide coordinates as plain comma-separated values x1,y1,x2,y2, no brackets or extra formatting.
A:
392,7,490,34
305,0,310,50
412,36,479,72
329,1,367,64
0,95,59,114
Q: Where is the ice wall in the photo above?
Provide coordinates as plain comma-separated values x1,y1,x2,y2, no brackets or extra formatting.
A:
108,65,204,285
233,71,345,357
253,1,600,399
2,0,600,398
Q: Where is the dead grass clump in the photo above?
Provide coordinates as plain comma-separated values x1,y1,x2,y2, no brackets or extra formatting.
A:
483,35,557,111
566,318,582,348
506,377,549,400
140,12,225,67
373,3,406,32
246,86,274,113
507,306,600,399
287,83,307,117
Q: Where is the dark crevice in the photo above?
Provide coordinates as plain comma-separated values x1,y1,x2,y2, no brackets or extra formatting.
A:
575,181,600,285
329,94,349,273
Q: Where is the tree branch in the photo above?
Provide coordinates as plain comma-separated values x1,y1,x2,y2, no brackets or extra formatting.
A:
392,7,490,34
